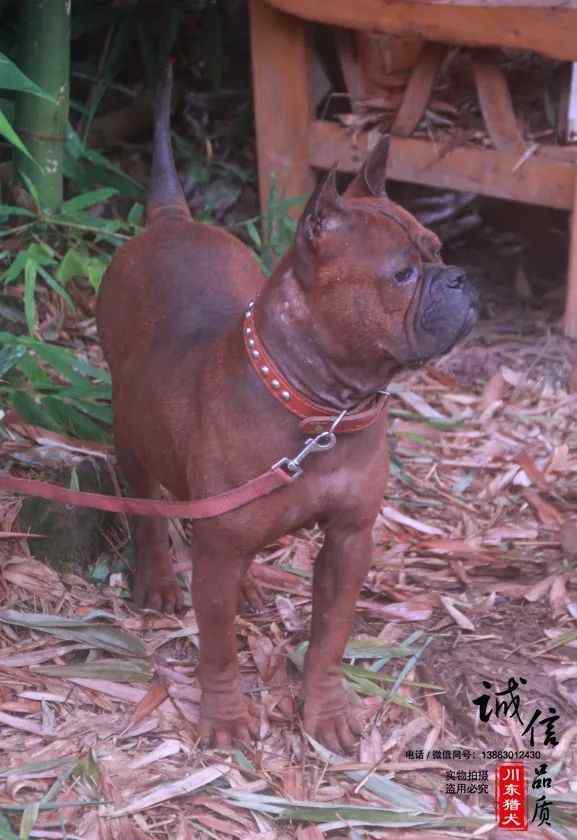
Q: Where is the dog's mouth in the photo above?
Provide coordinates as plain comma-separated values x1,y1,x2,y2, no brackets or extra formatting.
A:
399,290,479,370
443,300,478,348
417,265,478,349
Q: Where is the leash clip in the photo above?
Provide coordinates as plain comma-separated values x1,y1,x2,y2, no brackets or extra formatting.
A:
273,409,347,479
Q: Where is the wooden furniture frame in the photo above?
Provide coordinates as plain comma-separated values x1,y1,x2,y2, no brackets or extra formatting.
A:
250,0,577,337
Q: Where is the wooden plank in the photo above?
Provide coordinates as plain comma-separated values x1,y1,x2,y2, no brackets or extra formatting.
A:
266,1,577,61
356,32,424,97
335,28,365,111
473,52,524,152
564,180,577,338
309,120,577,210
250,0,315,213
392,43,446,137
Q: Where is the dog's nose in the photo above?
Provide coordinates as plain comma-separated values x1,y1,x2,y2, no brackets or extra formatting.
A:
447,270,467,290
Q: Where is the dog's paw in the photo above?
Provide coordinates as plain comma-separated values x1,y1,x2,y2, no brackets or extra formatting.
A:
303,687,362,754
133,572,184,614
198,695,259,748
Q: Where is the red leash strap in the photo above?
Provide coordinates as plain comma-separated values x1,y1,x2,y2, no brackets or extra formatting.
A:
0,465,295,520
1,306,390,521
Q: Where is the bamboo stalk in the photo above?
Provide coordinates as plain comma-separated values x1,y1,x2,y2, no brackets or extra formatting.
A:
16,0,71,214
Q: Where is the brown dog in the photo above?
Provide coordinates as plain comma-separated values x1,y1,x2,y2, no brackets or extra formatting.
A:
96,66,478,752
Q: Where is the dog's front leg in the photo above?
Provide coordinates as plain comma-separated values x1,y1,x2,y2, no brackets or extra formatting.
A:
303,524,373,753
193,552,258,747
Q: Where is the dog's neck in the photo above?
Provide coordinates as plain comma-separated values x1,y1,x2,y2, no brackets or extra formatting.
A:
253,253,399,412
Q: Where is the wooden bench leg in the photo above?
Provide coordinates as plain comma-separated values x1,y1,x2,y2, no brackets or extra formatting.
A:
249,0,315,215
564,180,577,338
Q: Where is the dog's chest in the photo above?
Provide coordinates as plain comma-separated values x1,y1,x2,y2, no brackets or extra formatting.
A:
189,425,390,558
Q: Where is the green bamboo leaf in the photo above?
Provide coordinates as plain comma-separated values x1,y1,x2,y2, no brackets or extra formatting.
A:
276,195,306,211
57,395,112,424
386,639,431,701
54,214,124,235
0,800,104,813
0,813,18,840
14,353,53,388
343,662,436,690
69,466,80,493
28,341,90,386
23,259,38,334
305,734,431,811
245,220,261,249
42,396,109,440
222,790,491,829
1,250,29,284
55,383,111,400
0,345,25,377
18,801,39,840
0,52,56,102
0,106,35,163
0,333,111,383
61,188,118,213
344,639,420,660
74,750,101,790
33,660,152,684
57,247,107,291
18,172,41,210
0,757,75,780
10,392,56,429
24,242,56,265
37,265,75,311
65,125,144,199
0,205,35,218
127,202,143,226
0,610,146,656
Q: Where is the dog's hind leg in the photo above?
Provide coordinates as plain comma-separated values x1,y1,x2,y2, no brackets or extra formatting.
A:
116,443,183,614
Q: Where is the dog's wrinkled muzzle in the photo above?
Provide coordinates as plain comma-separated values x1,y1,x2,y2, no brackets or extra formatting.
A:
406,263,479,362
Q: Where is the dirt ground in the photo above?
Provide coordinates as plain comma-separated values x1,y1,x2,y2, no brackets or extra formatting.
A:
1,190,577,839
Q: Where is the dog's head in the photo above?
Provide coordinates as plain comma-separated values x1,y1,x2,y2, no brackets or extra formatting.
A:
291,137,478,382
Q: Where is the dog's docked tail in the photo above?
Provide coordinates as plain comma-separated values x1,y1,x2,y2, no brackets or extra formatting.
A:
146,62,190,223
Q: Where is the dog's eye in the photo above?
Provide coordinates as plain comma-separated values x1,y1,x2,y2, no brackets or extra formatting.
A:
394,266,417,284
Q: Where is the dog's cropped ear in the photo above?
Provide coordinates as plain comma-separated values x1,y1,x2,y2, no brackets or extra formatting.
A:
296,167,344,246
345,135,390,199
